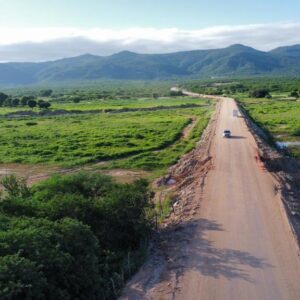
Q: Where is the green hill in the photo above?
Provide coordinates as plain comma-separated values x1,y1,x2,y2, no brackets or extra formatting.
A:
1,44,300,85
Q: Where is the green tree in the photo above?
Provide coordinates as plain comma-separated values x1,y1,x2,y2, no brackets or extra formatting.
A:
0,92,8,104
38,101,51,109
20,96,35,106
40,89,53,97
0,254,47,299
1,175,31,198
0,217,100,299
3,98,12,107
12,98,20,107
27,100,37,109
249,89,271,98
0,172,154,299
72,96,81,103
290,90,299,98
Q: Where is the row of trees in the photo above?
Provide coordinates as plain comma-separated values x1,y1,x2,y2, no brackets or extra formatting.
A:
0,172,154,299
250,89,299,98
0,92,51,109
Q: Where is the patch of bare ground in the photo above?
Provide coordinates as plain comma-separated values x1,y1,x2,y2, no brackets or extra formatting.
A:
120,99,221,300
101,169,150,184
0,162,150,189
238,103,300,243
182,117,197,139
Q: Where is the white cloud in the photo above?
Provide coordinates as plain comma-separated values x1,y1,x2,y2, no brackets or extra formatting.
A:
1,23,300,62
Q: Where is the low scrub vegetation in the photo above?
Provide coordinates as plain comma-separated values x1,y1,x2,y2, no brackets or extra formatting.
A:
0,172,154,299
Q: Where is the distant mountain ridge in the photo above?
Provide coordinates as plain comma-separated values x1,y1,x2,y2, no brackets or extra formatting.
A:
1,44,300,85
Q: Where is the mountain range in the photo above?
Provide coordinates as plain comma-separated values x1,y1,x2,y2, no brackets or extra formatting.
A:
1,44,300,85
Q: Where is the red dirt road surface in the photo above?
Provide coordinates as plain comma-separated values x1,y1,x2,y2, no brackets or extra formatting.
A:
121,98,300,300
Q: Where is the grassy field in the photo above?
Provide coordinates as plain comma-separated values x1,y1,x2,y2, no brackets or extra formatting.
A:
0,97,210,115
50,97,210,111
237,96,300,157
0,97,214,169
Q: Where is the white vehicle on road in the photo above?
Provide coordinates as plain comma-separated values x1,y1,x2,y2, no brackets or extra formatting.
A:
223,130,231,138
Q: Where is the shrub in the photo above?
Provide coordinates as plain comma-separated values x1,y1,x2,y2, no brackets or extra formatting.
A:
39,89,53,97
0,172,154,299
27,100,37,109
1,175,30,198
72,97,81,103
0,254,47,299
0,217,100,299
25,122,38,126
249,89,271,98
290,90,299,98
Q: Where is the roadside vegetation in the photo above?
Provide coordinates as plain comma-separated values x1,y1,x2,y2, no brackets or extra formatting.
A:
237,96,300,157
0,172,155,299
185,78,300,158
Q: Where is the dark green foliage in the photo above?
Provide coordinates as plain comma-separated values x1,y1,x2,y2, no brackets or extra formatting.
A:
249,89,271,98
0,172,154,299
0,175,30,198
11,98,20,106
72,96,81,103
0,92,8,104
0,253,47,299
20,96,35,106
0,217,100,299
3,98,12,107
37,100,51,109
39,89,53,97
25,121,38,126
290,90,299,98
27,99,37,109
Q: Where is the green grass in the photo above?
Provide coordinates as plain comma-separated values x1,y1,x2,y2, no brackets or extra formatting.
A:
237,95,300,157
0,98,214,168
0,97,210,115
50,97,210,111
107,107,211,172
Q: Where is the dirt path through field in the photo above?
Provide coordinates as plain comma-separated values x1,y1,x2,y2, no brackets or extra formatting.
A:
121,96,300,299
0,114,198,187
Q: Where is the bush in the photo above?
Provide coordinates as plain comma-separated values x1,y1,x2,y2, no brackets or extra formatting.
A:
39,89,53,97
38,100,51,109
290,90,299,98
1,175,30,198
25,122,38,126
0,172,154,299
72,97,81,103
27,100,37,109
0,217,100,299
0,254,47,299
249,89,271,98
0,92,9,105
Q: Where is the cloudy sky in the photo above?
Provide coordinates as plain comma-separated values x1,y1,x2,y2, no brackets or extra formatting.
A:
1,0,300,62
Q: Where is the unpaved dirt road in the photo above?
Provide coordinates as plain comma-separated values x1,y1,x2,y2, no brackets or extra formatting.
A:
122,97,300,299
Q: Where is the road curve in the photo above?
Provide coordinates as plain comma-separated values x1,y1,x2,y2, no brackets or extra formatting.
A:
122,97,300,300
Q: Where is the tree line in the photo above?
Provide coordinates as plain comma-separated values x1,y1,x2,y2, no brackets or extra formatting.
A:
0,92,52,109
